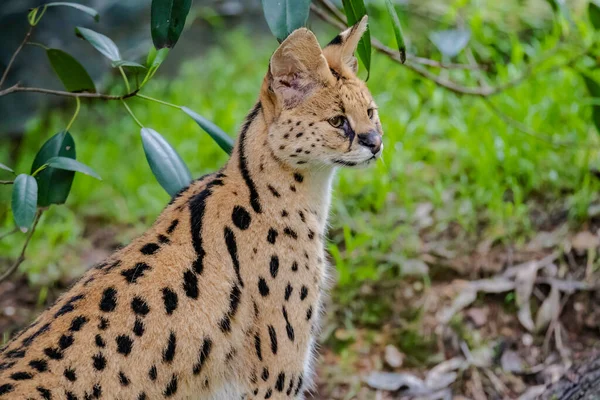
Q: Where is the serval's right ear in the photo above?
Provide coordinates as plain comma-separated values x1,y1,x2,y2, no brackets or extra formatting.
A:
269,28,335,108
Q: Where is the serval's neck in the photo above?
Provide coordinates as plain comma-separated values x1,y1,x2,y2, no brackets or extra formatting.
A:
225,102,335,227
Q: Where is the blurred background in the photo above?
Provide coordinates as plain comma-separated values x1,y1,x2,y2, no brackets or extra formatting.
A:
1,0,600,398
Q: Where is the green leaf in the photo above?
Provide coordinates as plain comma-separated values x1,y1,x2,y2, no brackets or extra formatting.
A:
589,1,600,29
151,0,192,49
583,74,600,134
111,60,147,71
44,2,100,22
181,107,234,154
142,47,170,87
429,29,471,58
261,0,311,42
385,0,406,64
30,131,76,207
45,156,101,180
47,48,96,93
0,163,14,173
342,0,371,77
12,174,37,232
140,128,192,196
75,27,121,62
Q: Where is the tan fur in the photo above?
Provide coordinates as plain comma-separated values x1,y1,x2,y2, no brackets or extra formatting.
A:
0,19,382,400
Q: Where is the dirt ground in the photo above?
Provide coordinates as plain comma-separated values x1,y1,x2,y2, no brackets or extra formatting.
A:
1,218,600,399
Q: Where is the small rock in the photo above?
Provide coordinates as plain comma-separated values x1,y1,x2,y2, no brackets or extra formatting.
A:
384,345,404,368
3,306,16,317
501,350,524,373
465,307,488,327
572,231,600,252
522,333,533,347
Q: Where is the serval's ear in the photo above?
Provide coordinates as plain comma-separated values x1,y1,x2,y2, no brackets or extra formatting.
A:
323,15,368,75
269,28,334,108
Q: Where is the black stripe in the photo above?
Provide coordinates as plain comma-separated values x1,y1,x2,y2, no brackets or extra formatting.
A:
224,227,244,287
238,102,263,213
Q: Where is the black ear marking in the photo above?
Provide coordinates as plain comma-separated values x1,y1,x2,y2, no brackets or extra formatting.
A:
328,34,343,46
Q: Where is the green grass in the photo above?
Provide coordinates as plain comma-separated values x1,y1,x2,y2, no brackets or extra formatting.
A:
0,3,598,301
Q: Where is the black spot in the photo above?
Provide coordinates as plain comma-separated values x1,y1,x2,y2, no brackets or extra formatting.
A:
265,388,273,398
10,371,33,380
163,374,178,397
270,255,279,278
239,102,263,213
149,365,158,381
54,294,84,318
158,234,170,244
163,332,176,363
296,132,304,138
231,206,252,230
92,384,102,398
254,333,263,361
224,227,244,287
183,269,199,299
258,278,270,297
22,322,51,346
92,353,106,370
137,393,147,400
69,316,88,332
291,261,298,272
95,335,105,348
287,376,295,395
162,288,178,315
308,229,315,240
219,284,242,333
166,219,179,234
268,325,278,354
283,227,298,239
131,297,150,316
306,306,313,320
98,317,109,330
0,361,15,371
0,384,14,396
66,392,78,400
281,210,289,217
5,349,25,359
58,334,74,350
29,359,47,372
99,288,117,312
267,228,278,244
140,243,160,255
193,337,212,375
276,372,285,392
300,286,309,300
295,375,303,396
64,368,77,382
328,34,343,46
37,386,52,400
298,211,305,222
283,306,295,341
116,335,133,356
119,371,130,386
285,284,293,301
133,318,145,337
121,263,151,284
294,173,304,182
44,347,63,360
267,185,281,198
261,367,269,381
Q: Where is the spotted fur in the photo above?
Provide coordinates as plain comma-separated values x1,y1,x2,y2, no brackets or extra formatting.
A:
0,17,382,399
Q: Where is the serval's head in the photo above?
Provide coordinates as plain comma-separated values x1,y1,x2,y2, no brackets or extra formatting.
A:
261,16,383,169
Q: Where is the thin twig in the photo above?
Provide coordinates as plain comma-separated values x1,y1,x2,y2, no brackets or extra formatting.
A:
0,26,33,89
0,180,14,185
121,100,144,128
0,209,43,283
0,84,139,99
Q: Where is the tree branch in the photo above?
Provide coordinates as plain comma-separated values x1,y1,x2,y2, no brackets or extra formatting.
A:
0,84,139,99
0,26,33,89
0,209,43,283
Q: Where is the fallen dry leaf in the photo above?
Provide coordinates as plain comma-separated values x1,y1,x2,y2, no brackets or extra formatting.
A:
571,231,600,252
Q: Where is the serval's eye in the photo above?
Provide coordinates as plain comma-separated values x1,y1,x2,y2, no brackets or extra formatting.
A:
367,108,375,119
328,115,346,128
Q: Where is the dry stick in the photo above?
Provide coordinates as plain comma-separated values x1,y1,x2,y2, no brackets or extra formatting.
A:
0,26,33,89
0,84,139,99
0,209,43,283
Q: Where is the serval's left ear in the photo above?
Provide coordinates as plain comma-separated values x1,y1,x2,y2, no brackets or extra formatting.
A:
323,15,368,75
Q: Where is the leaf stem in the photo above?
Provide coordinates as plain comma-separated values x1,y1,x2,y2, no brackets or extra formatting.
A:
136,94,181,110
0,227,19,241
0,26,34,89
66,97,81,131
0,180,14,185
0,209,43,283
121,100,143,128
26,42,49,50
119,66,131,93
